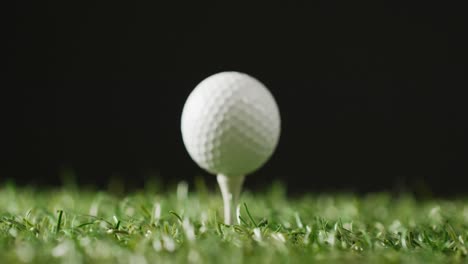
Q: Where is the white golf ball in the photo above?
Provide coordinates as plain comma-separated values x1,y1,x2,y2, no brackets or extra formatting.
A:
181,71,281,177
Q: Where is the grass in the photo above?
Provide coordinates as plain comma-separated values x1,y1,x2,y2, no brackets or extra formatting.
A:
1,181,468,263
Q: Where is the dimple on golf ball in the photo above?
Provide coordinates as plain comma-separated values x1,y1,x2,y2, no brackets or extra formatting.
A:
181,71,281,177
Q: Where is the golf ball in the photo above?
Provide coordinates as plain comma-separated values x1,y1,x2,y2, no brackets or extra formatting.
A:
181,71,281,177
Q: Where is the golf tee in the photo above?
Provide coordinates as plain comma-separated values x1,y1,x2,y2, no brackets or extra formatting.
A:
217,174,245,225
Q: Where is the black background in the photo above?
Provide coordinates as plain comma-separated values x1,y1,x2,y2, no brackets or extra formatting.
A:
4,1,467,195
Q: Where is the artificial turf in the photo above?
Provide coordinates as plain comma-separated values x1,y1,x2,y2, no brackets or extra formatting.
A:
1,181,467,263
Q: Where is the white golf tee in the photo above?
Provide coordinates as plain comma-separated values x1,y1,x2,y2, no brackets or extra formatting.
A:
216,174,245,225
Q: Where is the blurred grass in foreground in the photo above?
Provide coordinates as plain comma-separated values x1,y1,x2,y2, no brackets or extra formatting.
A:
1,182,468,263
